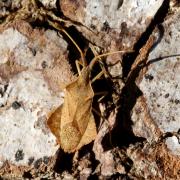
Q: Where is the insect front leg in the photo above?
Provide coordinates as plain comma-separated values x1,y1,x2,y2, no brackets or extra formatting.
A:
75,60,84,76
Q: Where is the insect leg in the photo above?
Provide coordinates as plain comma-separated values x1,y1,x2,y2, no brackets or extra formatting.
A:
89,50,134,70
75,60,83,76
94,91,108,102
47,20,86,67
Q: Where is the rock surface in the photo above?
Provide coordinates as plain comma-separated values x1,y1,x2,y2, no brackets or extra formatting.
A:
39,0,57,9
60,0,164,49
130,6,180,179
0,0,179,179
133,8,180,151
0,20,74,176
60,0,164,83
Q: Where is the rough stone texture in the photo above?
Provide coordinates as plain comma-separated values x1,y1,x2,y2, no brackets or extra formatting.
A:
93,105,127,177
60,0,164,82
129,6,180,179
39,0,57,9
132,9,180,148
0,20,74,176
0,0,179,179
131,97,162,142
127,142,180,179
0,0,22,19
93,105,118,176
166,136,180,155
60,0,164,49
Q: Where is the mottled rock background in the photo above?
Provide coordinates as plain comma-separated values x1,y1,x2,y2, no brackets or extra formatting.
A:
0,0,179,179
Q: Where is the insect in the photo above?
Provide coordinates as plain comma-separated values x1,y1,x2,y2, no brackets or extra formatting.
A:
3,0,133,153
47,61,97,153
47,44,131,153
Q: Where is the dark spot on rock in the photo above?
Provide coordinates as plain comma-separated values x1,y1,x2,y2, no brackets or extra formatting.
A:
178,169,180,175
151,92,156,98
0,104,4,108
34,158,42,169
156,157,164,170
101,21,110,32
29,47,36,56
145,74,154,81
135,107,142,114
23,171,33,179
170,99,180,104
4,84,8,92
170,99,174,103
41,61,47,69
90,24,96,30
121,22,127,30
15,149,24,161
2,0,10,3
175,99,180,104
43,156,49,164
32,49,36,56
157,104,160,107
12,101,21,110
164,93,169,98
171,116,175,121
119,22,129,38
28,157,34,165
168,31,172,37
0,84,8,97
0,88,3,97
117,0,124,9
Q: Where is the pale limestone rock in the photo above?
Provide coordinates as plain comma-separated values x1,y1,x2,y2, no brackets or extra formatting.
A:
60,0,164,48
39,0,57,9
166,136,180,156
0,21,74,174
132,4,180,159
60,0,164,83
